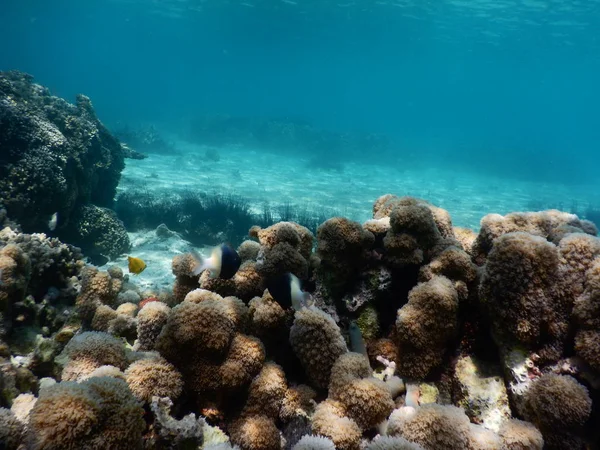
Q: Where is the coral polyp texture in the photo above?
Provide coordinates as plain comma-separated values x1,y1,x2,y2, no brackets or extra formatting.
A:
395,276,460,378
2,191,600,449
0,71,132,257
289,306,348,389
26,376,145,450
253,221,314,281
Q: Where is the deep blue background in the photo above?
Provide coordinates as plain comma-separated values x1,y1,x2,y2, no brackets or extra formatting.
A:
1,0,599,183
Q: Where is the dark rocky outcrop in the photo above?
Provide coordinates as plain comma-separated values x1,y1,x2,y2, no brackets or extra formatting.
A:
0,70,130,257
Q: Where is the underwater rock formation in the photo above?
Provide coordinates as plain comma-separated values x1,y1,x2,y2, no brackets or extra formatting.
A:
61,204,131,260
0,70,130,258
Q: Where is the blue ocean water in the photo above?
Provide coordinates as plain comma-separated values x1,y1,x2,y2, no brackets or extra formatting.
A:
1,0,600,224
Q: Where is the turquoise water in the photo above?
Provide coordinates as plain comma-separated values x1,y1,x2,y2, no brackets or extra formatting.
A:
2,0,600,216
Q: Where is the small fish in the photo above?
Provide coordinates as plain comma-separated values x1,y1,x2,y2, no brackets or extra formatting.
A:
48,212,58,231
128,256,147,274
266,272,312,311
191,244,241,280
349,320,368,358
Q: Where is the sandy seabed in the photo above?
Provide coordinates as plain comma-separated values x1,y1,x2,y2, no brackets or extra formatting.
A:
106,140,600,290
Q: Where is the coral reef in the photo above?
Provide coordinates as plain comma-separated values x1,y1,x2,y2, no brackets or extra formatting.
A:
124,356,183,403
479,232,567,361
136,301,170,351
62,204,131,259
316,217,374,295
523,374,591,449
289,306,348,389
387,404,472,450
155,293,265,416
452,355,510,431
311,400,361,450
395,276,459,378
472,210,596,262
0,228,83,343
497,419,544,450
366,436,424,450
291,435,335,450
0,407,24,450
2,194,600,449
148,396,206,449
253,221,314,281
25,376,145,449
573,256,600,371
0,71,128,258
58,331,128,381
228,413,281,450
328,352,394,430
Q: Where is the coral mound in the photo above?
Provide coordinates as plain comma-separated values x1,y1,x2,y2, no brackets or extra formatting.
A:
26,376,145,449
0,70,129,256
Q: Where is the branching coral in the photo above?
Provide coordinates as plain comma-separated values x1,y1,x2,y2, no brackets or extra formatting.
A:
217,333,265,392
157,298,236,357
248,291,287,340
379,197,447,269
418,244,478,302
238,240,261,262
372,196,453,239
556,233,600,303
90,301,137,341
199,263,264,303
232,262,265,300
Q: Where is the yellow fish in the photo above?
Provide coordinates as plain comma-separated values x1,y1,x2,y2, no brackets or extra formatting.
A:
127,256,146,275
